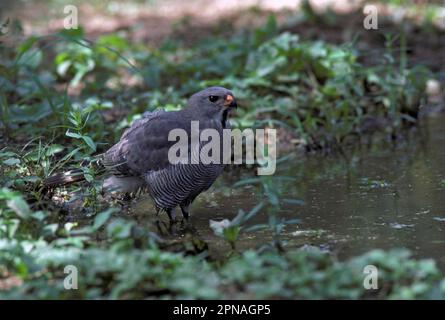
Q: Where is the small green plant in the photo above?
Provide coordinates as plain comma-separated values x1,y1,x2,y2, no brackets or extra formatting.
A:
64,109,97,152
232,175,300,251
210,202,263,252
54,29,132,87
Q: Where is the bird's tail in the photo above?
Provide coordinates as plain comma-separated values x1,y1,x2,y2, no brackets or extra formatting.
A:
43,157,104,188
43,169,87,188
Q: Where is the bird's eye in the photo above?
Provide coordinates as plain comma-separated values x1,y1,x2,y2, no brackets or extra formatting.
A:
208,95,218,103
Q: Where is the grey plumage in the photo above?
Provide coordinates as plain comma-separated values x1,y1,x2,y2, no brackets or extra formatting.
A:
44,87,237,219
102,86,237,220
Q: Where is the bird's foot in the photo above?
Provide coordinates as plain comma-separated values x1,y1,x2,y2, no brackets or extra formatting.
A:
180,205,190,221
166,208,177,222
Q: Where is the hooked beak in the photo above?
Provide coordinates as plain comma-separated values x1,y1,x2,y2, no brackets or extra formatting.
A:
223,94,237,109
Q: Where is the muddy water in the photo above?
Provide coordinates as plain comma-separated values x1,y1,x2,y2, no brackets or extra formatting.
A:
134,115,445,265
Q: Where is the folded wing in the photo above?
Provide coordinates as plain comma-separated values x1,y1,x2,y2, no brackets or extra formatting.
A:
102,110,185,178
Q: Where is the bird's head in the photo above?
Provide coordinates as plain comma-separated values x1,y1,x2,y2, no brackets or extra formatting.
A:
186,86,237,123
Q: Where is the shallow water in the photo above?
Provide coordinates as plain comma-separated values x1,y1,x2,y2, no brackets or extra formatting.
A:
134,115,445,266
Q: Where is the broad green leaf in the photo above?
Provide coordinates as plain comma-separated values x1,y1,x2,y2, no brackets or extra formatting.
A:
3,158,20,166
65,130,82,139
92,208,117,230
82,135,96,151
7,196,31,219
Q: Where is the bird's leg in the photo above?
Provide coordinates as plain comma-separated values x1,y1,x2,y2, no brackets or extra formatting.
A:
166,208,177,222
154,207,168,236
180,204,190,221
166,208,179,235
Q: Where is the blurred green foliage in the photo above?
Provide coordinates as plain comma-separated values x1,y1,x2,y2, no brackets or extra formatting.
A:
1,186,444,299
0,195,445,299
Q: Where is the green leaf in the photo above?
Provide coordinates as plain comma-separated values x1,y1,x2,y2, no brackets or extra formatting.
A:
56,60,72,76
43,223,59,236
3,158,20,166
6,196,31,219
16,36,38,58
84,173,94,182
65,130,82,139
81,135,96,152
92,208,116,230
45,144,64,157
106,218,134,239
7,103,52,123
58,27,84,39
223,226,241,243
17,48,42,69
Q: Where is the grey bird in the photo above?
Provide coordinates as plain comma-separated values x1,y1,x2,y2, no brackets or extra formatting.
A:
45,87,237,221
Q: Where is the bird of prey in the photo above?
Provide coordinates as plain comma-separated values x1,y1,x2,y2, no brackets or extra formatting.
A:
45,87,238,221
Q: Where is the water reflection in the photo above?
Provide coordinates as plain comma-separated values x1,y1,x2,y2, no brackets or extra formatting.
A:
134,115,445,267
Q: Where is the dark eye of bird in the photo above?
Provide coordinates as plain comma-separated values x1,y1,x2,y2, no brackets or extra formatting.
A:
208,95,218,103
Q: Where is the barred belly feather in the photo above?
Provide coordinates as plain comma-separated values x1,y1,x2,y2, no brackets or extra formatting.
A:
145,163,223,210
